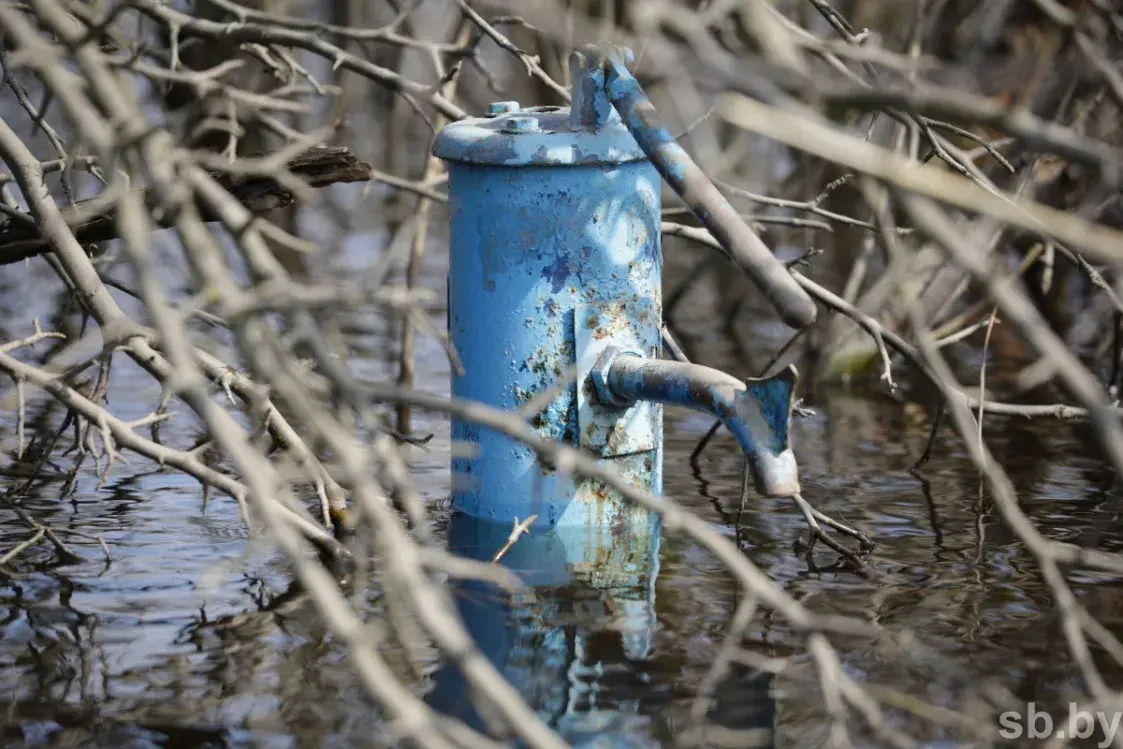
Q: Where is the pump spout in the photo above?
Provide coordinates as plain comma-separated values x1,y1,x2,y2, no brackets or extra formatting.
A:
591,349,801,497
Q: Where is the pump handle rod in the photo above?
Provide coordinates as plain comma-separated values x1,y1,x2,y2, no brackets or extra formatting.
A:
599,49,819,330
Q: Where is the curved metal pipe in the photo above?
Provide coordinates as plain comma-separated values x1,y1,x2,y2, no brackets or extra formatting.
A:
603,353,801,497
595,46,818,330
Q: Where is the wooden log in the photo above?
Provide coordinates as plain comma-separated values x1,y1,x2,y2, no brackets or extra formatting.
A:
0,145,371,264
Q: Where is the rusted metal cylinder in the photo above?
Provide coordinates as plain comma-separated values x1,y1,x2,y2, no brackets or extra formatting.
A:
433,52,664,535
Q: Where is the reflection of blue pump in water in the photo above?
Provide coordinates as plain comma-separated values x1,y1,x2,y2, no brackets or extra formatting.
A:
426,515,777,746
425,515,664,745
426,44,797,744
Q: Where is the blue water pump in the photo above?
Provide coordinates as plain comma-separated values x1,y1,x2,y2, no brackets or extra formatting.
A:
432,45,815,541
426,45,799,742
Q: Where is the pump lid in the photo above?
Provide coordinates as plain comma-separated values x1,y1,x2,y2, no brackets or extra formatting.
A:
432,103,647,167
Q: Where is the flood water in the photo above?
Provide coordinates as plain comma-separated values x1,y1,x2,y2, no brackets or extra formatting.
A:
2,199,1122,749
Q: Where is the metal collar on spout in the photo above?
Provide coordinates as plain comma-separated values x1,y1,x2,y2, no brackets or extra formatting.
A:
592,348,801,498
576,44,818,330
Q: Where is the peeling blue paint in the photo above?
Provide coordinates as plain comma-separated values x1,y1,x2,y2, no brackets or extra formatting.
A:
542,253,571,293
438,155,662,527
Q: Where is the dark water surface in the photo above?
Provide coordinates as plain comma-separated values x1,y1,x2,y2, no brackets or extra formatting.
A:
2,220,1122,749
